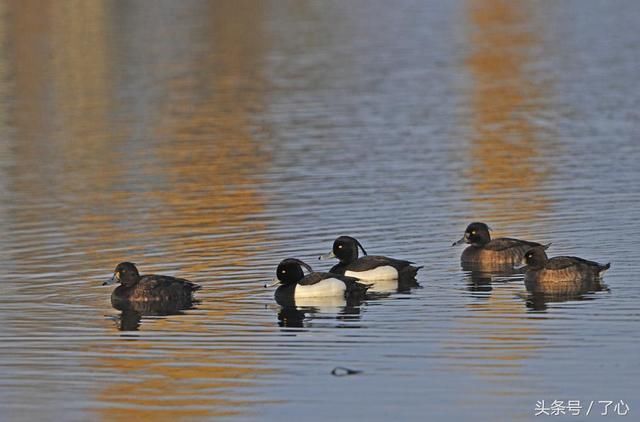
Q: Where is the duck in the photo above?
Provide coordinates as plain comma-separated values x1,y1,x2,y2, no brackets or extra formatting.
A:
266,258,370,300
452,222,550,267
320,236,422,281
522,246,610,295
103,262,200,306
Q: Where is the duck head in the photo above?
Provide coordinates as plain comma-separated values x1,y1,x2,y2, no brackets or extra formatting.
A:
452,222,491,247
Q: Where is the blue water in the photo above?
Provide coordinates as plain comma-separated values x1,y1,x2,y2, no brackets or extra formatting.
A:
0,1,638,420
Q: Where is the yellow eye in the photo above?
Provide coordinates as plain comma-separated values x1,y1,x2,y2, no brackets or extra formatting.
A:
281,270,286,274
338,245,343,248
471,230,476,235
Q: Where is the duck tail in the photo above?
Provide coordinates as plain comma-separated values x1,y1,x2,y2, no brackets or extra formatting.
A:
598,262,611,274
191,283,202,291
542,242,552,250
401,265,423,279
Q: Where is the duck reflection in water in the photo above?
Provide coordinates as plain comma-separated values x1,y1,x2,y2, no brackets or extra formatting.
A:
275,294,364,328
524,289,607,312
111,298,200,331
462,261,526,296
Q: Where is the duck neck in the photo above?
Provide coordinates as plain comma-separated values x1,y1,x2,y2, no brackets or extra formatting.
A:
340,250,358,264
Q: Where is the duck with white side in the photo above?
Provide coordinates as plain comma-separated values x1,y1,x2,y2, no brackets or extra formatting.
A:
266,258,371,301
320,236,422,286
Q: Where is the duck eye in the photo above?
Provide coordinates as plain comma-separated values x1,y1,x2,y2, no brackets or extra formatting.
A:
281,270,286,274
471,230,476,235
338,245,343,248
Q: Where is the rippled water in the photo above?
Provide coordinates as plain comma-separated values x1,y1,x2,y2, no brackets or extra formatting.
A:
1,1,639,420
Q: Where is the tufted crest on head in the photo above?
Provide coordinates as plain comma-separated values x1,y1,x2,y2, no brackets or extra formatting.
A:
276,258,313,285
332,236,367,263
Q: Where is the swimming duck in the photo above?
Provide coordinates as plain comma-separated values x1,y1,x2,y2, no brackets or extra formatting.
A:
266,258,370,300
452,222,549,267
104,262,200,305
522,246,610,295
320,236,422,281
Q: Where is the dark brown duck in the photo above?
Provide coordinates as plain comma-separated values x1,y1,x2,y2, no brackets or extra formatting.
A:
104,262,200,306
522,246,610,295
452,222,549,267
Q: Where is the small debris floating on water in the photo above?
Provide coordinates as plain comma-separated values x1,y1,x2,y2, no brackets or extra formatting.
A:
331,367,362,377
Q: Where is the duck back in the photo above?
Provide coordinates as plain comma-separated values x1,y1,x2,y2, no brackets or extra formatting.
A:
112,275,200,305
462,238,545,265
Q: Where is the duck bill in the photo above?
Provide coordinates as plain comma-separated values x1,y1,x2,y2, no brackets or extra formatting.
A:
264,278,281,288
318,251,336,261
451,236,467,247
102,274,117,286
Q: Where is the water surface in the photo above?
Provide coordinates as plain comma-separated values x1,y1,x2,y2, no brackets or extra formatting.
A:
1,1,639,420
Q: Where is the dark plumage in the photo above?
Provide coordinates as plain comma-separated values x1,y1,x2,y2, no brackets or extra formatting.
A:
322,236,422,282
453,222,549,267
522,246,610,294
270,258,370,301
105,262,200,307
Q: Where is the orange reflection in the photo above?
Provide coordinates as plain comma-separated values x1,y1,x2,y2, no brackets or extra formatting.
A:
464,0,552,226
4,0,273,420
93,2,274,420
449,0,554,399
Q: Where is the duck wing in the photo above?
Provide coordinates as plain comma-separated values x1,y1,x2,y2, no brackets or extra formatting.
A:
298,272,327,286
546,256,606,270
140,275,200,292
347,256,415,271
299,271,368,287
485,237,543,252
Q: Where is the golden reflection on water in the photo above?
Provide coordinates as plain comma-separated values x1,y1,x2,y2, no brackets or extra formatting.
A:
463,0,552,226
4,1,273,419
451,0,554,398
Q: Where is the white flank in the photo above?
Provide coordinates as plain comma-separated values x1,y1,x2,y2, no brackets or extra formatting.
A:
294,278,346,298
294,296,347,308
345,265,398,281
